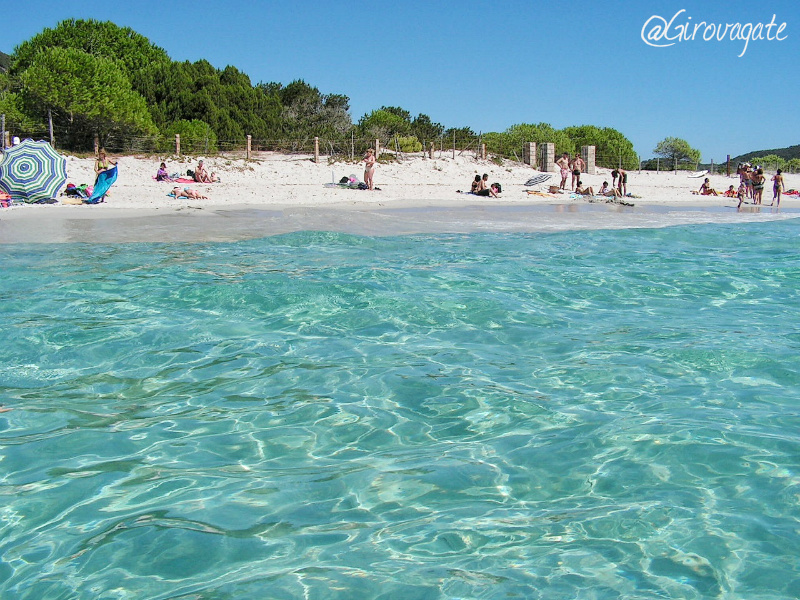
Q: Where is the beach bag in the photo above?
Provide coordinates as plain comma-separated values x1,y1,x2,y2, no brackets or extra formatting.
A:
187,169,195,178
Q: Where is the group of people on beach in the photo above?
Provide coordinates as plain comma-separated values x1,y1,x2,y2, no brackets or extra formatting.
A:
736,163,784,207
155,160,218,184
554,152,628,199
469,174,501,197
694,164,786,209
153,159,217,199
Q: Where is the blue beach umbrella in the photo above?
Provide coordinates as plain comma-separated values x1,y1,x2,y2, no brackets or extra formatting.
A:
0,139,67,203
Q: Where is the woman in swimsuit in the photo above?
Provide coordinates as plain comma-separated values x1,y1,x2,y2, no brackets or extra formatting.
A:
744,166,754,199
752,169,765,205
771,169,784,206
94,149,117,184
172,186,208,199
470,175,481,193
363,149,376,190
698,178,718,196
156,162,174,182
599,181,621,198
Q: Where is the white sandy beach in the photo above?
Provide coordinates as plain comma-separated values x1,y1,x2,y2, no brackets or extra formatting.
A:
1,152,797,243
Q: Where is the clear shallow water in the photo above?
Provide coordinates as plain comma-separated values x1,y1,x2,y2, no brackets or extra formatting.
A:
1,222,799,599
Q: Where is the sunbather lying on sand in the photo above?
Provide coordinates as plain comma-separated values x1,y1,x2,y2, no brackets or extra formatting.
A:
172,187,208,199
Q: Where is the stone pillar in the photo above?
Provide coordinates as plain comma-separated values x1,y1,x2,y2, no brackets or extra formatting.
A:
522,142,537,167
581,145,596,174
540,143,555,172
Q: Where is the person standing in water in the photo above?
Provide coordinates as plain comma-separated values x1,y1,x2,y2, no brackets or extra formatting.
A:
363,149,376,190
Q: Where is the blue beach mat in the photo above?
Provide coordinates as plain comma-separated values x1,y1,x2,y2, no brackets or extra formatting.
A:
86,166,118,204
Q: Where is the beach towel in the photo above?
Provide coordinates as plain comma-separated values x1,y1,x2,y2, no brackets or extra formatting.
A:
524,174,553,187
86,166,117,204
175,177,196,184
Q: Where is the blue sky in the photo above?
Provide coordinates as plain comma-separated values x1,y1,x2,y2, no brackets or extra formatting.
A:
3,0,797,161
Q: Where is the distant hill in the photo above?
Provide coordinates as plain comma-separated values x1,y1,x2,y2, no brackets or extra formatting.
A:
731,144,800,164
0,51,10,73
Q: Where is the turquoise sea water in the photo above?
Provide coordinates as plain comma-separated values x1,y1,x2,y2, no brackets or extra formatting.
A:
1,221,799,599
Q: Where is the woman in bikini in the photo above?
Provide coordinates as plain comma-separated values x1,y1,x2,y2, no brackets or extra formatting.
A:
94,149,117,184
698,178,718,196
172,186,208,199
156,162,174,182
363,149,376,190
752,169,765,204
771,169,784,206
470,175,481,193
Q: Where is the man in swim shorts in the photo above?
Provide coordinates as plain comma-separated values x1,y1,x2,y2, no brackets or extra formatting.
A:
570,152,585,191
556,153,570,190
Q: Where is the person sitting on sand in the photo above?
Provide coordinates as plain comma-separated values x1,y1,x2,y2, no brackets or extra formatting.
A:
723,185,737,198
470,174,481,193
156,162,174,182
698,178,718,196
598,181,621,198
194,160,213,183
575,181,594,196
475,183,500,198
172,186,208,200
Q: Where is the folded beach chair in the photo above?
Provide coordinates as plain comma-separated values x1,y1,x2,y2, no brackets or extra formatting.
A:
524,174,553,187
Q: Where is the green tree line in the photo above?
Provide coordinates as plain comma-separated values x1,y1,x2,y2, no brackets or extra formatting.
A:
2,19,638,166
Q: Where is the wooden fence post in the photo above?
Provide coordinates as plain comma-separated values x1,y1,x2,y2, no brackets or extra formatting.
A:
247,135,252,160
429,142,434,159
375,139,380,159
175,134,181,156
314,136,319,163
